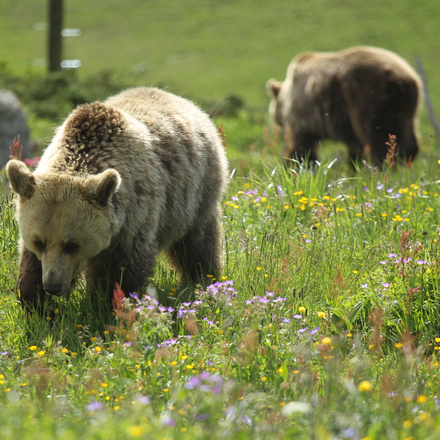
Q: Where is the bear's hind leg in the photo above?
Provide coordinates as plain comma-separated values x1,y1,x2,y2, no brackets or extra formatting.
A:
17,242,46,311
168,212,222,285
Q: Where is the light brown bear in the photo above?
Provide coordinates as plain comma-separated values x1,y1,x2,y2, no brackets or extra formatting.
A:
267,46,422,166
7,87,229,310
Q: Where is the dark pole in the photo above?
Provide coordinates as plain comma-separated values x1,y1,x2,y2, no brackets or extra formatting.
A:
48,0,63,72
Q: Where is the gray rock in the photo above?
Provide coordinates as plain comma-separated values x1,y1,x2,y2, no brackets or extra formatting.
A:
0,89,31,168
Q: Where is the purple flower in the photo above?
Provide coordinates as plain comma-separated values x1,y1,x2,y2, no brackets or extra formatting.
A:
125,342,132,346
182,302,191,307
158,306,166,312
376,184,384,190
363,187,368,191
162,416,176,427
379,261,387,265
293,314,302,319
309,327,319,336
231,196,238,201
386,188,393,193
383,283,390,288
297,327,308,334
0,351,9,356
129,292,138,299
177,310,184,319
184,376,201,389
167,307,175,312
86,401,104,412
273,296,286,302
258,297,270,304
196,413,209,421
388,253,397,258
136,395,151,404
282,317,291,323
305,239,312,243
239,415,252,426
394,193,402,199
360,284,368,288
245,300,254,305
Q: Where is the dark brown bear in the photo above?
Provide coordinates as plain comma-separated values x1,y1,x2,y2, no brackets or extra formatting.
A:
267,46,422,166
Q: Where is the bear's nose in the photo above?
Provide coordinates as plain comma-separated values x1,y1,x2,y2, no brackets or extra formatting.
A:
43,284,62,296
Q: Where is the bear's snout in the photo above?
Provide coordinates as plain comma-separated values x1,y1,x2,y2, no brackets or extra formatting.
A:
43,284,63,296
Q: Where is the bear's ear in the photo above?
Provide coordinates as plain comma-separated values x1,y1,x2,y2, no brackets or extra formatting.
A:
266,79,282,98
6,159,36,199
83,169,121,207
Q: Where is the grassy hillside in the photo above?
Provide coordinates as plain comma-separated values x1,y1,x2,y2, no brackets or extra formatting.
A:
1,0,440,111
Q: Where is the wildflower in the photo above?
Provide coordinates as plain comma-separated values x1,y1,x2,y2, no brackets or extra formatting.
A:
37,350,45,356
61,348,69,353
261,376,267,382
358,381,372,393
293,314,302,319
128,426,145,437
282,317,291,323
317,311,325,318
360,283,368,288
94,347,102,353
382,283,390,288
86,401,104,412
321,337,332,346
30,346,37,351
298,306,306,313
309,327,319,336
395,343,403,348
417,395,428,404
402,420,412,429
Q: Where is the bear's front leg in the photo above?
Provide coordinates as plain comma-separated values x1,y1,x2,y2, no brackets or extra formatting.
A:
17,241,46,311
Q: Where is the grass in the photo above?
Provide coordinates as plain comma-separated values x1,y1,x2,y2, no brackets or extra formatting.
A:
3,1,440,437
2,149,440,438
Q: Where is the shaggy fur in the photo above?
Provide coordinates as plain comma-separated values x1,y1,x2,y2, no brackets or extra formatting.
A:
267,46,422,166
7,87,229,309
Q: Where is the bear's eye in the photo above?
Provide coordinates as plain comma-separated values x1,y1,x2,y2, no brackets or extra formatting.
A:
63,242,79,255
34,240,46,253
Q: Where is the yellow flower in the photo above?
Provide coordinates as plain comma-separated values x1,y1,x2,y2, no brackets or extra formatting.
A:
37,350,45,356
381,213,388,217
94,347,102,353
417,395,427,404
71,352,77,357
261,376,267,382
402,420,412,429
395,343,403,348
435,337,440,343
128,426,145,437
114,406,120,411
277,368,283,373
358,381,372,393
355,213,362,217
321,337,332,346
284,205,289,210
101,383,108,388
317,311,325,318
186,365,194,370
163,388,169,392
256,267,262,271
347,333,352,338
30,346,37,351
298,306,306,313
61,348,69,353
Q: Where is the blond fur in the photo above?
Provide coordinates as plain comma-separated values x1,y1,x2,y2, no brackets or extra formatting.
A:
7,87,229,309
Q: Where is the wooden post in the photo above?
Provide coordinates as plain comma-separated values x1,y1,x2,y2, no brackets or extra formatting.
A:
48,0,63,72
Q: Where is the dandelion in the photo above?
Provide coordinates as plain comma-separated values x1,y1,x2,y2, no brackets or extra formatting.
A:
358,381,372,393
417,395,428,404
261,376,267,382
37,351,45,356
128,426,145,437
30,346,37,351
61,348,69,353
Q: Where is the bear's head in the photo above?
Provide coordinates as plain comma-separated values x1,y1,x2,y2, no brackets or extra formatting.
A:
6,159,121,297
266,79,284,127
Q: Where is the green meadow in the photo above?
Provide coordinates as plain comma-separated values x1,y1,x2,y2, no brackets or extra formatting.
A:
2,0,440,438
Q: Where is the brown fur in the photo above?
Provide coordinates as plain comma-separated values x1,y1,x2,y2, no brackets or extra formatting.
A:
7,87,229,310
267,46,422,166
